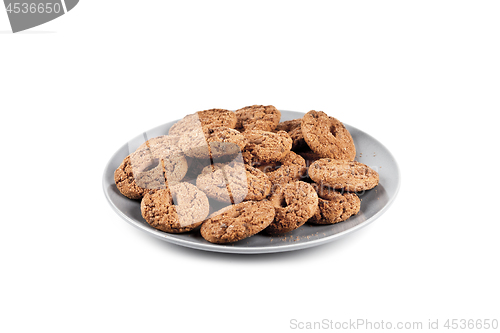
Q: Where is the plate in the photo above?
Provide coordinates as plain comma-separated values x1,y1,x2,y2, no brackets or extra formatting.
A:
102,111,400,254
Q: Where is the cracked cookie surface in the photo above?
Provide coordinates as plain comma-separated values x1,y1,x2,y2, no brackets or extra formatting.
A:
257,151,306,186
309,158,379,192
141,183,210,233
169,109,237,136
242,130,292,164
275,118,307,150
179,126,247,160
308,186,361,224
265,181,318,235
114,135,187,199
196,161,271,203
235,105,281,132
301,110,356,160
200,200,275,244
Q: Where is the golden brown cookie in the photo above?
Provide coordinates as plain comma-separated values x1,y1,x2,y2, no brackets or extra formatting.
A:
265,181,318,235
309,158,379,192
275,118,307,150
196,161,271,203
200,200,276,244
301,110,356,160
242,130,293,164
235,105,281,132
168,109,237,136
308,185,361,224
140,183,210,233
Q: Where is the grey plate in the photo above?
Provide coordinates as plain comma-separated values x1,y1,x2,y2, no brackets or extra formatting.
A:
102,111,400,254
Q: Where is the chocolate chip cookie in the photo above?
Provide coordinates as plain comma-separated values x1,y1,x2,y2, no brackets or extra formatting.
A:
301,110,356,160
242,130,293,164
200,200,276,244
309,158,379,192
178,127,211,159
169,109,237,136
114,135,188,199
133,135,188,183
296,149,323,166
275,118,307,150
207,127,247,159
141,182,210,233
235,105,281,132
258,151,307,185
114,155,168,199
196,160,271,204
308,185,361,224
179,126,247,160
265,181,318,235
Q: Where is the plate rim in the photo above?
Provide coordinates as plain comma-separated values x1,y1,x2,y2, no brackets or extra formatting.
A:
102,110,401,254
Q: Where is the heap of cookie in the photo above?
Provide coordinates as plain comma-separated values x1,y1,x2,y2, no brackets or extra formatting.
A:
114,106,379,244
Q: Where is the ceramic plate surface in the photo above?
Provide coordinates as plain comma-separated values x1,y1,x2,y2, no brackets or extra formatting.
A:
103,111,400,254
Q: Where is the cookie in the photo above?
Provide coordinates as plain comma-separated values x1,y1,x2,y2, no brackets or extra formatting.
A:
309,158,379,192
258,151,306,186
114,135,188,199
308,184,360,224
265,181,318,235
196,163,232,203
242,130,293,164
275,119,307,150
301,110,356,160
200,200,276,244
178,126,247,160
296,149,323,166
178,127,210,159
141,182,210,233
206,127,247,159
235,105,281,132
114,155,168,199
242,165,273,201
133,135,188,183
196,160,271,203
168,109,237,136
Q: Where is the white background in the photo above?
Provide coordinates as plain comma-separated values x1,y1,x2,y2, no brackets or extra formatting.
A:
1,1,499,332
